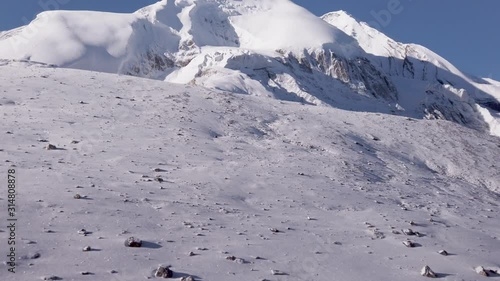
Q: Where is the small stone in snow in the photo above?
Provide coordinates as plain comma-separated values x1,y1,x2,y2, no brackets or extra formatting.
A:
83,246,92,252
403,240,415,248
41,276,62,280
154,266,173,278
420,265,437,278
124,237,142,247
402,229,415,236
226,256,237,261
46,144,57,150
188,251,196,256
234,258,247,264
271,269,287,275
438,250,448,256
74,194,82,199
80,272,93,275
475,266,489,277
269,228,280,233
78,229,90,235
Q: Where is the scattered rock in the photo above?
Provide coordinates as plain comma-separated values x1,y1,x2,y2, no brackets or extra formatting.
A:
475,266,489,277
80,271,93,275
271,269,287,275
154,266,173,278
402,229,416,236
42,276,62,280
269,228,280,233
124,237,142,248
82,246,92,252
234,258,247,264
180,276,194,281
78,229,90,236
71,140,80,144
226,256,237,261
153,168,167,172
110,270,118,274
403,240,415,248
188,251,196,256
438,250,448,256
154,176,164,183
74,194,82,199
20,252,41,260
421,265,437,278
46,144,57,150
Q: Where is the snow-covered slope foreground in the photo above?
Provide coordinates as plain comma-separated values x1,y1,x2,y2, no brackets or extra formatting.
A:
0,0,499,136
1,60,499,281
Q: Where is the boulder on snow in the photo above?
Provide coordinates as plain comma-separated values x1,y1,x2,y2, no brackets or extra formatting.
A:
475,266,489,277
46,144,58,150
154,266,173,278
180,276,194,281
402,229,416,236
402,240,415,248
438,250,448,256
124,237,142,248
421,265,437,278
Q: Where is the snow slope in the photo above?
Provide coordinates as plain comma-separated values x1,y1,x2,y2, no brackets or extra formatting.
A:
322,11,500,136
0,0,498,136
0,60,499,281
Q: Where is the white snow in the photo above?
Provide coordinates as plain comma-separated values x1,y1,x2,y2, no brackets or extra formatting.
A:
0,60,499,281
0,4,499,278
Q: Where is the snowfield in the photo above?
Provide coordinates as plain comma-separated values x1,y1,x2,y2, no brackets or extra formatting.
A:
0,0,499,137
0,60,499,280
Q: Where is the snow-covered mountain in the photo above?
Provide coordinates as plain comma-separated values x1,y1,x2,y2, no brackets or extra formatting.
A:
1,59,499,281
0,0,498,136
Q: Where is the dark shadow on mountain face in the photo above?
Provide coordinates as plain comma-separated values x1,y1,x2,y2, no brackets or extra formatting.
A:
224,41,497,135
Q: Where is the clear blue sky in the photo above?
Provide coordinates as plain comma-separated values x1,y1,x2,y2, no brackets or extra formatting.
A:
0,0,498,80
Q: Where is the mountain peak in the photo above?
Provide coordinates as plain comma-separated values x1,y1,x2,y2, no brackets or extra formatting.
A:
0,1,498,136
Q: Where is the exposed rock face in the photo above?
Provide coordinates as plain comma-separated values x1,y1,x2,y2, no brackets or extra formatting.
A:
286,50,399,101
